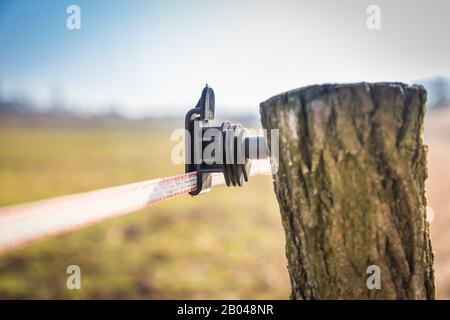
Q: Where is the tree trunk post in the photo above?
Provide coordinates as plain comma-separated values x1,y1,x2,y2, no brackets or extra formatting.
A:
260,83,435,299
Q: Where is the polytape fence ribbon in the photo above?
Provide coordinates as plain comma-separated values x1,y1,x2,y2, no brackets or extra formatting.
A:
0,159,272,253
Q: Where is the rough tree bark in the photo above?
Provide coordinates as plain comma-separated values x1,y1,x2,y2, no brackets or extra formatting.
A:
260,83,435,299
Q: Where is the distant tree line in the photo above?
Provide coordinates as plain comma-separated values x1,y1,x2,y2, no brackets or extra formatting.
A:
1,76,450,115
0,96,35,114
417,76,450,109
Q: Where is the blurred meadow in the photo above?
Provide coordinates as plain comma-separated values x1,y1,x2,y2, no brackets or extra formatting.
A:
0,115,289,299
1,105,450,299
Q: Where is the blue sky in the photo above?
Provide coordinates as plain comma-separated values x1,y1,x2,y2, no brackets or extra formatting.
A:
1,0,450,117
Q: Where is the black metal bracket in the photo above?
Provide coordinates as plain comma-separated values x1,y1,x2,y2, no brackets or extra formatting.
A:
185,85,267,195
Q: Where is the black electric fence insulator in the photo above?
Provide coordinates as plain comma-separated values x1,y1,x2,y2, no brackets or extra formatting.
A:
185,85,268,195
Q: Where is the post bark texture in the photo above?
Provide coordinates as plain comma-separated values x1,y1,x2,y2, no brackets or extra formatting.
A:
260,83,435,299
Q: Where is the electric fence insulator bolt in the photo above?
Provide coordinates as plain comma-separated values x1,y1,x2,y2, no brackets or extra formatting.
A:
185,85,268,195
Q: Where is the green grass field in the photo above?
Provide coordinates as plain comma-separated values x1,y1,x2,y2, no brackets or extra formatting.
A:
0,116,289,299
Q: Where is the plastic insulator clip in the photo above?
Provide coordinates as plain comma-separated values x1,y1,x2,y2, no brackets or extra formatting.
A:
185,85,268,196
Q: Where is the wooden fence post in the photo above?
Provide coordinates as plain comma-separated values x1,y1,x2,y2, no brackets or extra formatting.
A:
260,83,435,299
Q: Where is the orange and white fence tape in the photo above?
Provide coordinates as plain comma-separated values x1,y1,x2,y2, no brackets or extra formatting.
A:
0,159,272,253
